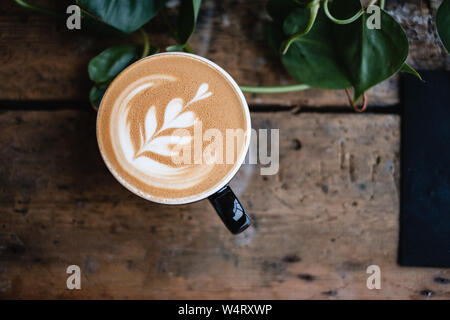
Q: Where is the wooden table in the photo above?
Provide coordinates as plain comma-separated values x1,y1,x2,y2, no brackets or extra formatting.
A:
0,0,449,299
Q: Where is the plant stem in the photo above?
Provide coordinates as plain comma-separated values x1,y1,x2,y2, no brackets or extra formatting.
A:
323,0,363,24
282,0,320,54
161,8,196,55
239,84,310,94
183,44,195,54
13,0,64,18
161,7,179,41
379,0,385,9
139,28,150,59
345,89,368,112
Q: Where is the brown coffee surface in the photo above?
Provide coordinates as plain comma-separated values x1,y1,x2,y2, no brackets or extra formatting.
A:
97,53,248,203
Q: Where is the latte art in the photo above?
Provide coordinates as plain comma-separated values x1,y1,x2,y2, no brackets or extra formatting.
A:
131,82,210,159
97,53,250,203
114,77,216,190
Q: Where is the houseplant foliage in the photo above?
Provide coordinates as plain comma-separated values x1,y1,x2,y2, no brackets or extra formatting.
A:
13,0,201,108
436,0,450,53
13,0,449,110
262,0,431,109
76,0,167,34
267,0,412,104
78,0,201,108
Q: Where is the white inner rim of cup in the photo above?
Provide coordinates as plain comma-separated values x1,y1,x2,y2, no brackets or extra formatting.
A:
96,52,252,205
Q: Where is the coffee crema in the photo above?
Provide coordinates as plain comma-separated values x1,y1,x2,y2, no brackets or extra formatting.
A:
97,53,250,203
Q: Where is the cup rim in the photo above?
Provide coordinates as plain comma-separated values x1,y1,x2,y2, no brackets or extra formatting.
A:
96,52,252,205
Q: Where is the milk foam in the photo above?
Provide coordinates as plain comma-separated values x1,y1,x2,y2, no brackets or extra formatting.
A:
110,74,217,190
97,53,250,204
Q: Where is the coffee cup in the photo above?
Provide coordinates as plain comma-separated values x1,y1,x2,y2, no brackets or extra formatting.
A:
96,52,251,234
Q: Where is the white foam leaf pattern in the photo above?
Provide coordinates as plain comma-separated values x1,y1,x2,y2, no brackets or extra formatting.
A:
139,124,144,150
191,83,212,104
134,83,212,160
113,76,219,191
194,83,209,99
141,136,192,157
163,98,183,129
144,106,157,140
165,111,197,130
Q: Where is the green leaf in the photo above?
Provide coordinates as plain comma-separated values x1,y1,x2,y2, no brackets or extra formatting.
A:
436,0,450,53
88,43,160,110
77,0,167,34
88,45,139,84
177,0,202,45
332,1,409,100
166,44,186,52
266,0,302,53
282,2,320,54
279,0,409,101
265,20,285,53
283,7,312,36
400,63,422,81
267,0,300,21
90,84,108,109
79,9,124,35
281,7,352,89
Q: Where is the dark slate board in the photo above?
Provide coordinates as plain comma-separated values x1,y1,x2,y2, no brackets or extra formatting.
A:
399,70,450,267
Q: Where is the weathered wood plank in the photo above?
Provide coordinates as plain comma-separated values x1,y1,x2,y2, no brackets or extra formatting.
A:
0,0,448,106
0,110,448,299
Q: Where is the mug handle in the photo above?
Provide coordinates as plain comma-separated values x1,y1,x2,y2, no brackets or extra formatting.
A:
208,185,251,234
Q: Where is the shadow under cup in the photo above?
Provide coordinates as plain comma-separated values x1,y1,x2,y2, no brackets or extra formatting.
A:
96,52,251,234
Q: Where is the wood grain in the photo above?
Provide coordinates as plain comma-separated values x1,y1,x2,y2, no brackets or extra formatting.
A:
0,110,448,299
0,0,448,106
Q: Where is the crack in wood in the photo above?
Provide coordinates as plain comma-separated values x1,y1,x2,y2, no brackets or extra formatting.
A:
0,101,402,114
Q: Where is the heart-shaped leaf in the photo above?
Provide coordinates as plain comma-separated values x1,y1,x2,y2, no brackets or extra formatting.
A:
279,0,409,101
332,0,409,100
194,83,208,99
283,7,311,36
89,84,108,109
177,0,202,45
77,0,167,34
267,0,300,21
191,83,212,102
88,45,139,84
281,7,351,89
436,0,450,53
266,0,299,53
78,8,123,35
163,98,184,128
